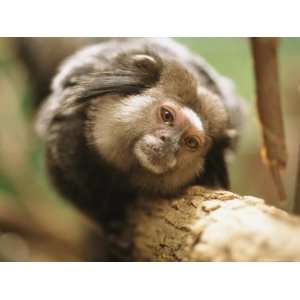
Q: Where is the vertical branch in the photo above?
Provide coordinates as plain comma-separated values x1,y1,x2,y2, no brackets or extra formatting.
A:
295,145,300,214
294,86,300,213
250,38,287,202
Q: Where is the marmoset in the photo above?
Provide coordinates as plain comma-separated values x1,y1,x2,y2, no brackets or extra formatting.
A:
36,38,243,233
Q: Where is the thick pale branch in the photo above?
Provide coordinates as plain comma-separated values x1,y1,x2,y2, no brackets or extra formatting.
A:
1,186,300,261
129,186,300,261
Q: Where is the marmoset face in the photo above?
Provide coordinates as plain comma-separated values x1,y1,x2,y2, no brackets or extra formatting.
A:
133,98,210,176
87,86,225,196
85,52,230,196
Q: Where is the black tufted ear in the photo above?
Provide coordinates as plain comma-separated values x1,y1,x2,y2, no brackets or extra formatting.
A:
195,140,230,190
72,52,163,102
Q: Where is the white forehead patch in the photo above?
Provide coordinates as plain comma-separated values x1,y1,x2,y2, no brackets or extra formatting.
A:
182,107,204,131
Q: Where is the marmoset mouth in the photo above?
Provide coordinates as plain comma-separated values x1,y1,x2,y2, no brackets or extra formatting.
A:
134,142,177,175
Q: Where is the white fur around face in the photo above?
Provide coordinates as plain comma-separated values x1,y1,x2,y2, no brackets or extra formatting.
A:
134,134,177,175
87,94,157,172
134,143,163,174
117,95,156,122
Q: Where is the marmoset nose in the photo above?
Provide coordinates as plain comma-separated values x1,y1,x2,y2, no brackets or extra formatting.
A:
159,134,171,143
159,133,180,153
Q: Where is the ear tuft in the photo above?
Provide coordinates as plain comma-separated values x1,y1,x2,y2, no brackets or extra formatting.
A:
131,54,159,73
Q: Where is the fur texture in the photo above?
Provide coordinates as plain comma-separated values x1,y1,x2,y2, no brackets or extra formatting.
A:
37,39,244,252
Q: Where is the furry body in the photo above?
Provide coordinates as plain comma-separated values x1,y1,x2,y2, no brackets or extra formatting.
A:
37,38,243,228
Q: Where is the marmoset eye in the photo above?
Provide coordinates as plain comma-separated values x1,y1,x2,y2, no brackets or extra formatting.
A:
160,107,175,124
184,136,200,150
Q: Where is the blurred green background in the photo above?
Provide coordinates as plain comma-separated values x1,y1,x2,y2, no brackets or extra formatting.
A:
0,38,299,260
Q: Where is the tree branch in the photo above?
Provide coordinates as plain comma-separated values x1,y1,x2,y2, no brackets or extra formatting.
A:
250,38,287,202
128,186,300,261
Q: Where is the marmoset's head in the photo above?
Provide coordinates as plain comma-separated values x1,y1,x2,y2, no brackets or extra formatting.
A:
84,53,232,195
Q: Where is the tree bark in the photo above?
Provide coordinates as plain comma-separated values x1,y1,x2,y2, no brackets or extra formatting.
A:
128,186,300,261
